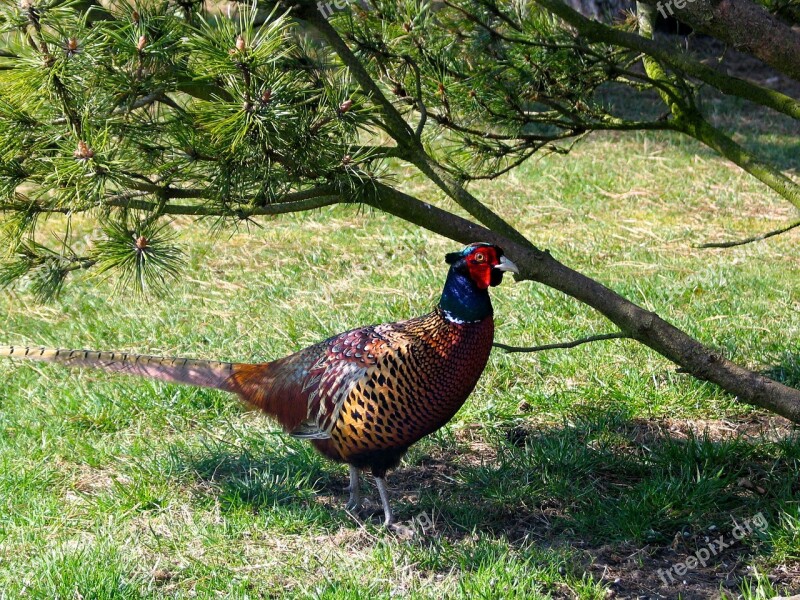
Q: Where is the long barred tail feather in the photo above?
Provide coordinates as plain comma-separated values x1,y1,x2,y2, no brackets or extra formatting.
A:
0,345,240,392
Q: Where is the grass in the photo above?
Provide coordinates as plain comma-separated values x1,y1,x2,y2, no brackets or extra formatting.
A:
0,93,799,598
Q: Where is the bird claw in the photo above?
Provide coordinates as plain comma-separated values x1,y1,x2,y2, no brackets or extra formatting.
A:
345,498,363,512
387,522,415,538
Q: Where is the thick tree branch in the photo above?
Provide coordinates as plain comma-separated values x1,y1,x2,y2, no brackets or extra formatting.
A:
367,181,800,423
637,0,800,82
285,4,800,420
493,332,631,353
11,172,800,420
533,0,800,122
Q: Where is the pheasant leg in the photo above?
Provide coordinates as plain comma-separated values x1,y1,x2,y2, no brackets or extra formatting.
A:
345,464,362,511
375,476,394,527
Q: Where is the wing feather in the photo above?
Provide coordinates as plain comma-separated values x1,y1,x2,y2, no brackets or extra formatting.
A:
297,324,413,435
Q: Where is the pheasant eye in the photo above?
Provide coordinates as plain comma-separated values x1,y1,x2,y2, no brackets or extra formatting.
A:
474,252,485,262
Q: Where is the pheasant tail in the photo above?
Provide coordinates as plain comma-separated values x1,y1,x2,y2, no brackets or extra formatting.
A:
0,243,519,528
0,345,239,392
227,352,321,434
0,345,316,433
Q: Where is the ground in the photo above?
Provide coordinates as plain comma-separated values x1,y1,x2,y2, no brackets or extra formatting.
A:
0,76,798,597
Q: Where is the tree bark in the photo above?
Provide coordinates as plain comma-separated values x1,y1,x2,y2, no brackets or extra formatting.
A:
637,0,800,82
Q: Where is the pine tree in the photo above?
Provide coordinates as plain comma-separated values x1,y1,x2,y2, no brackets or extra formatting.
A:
0,1,378,297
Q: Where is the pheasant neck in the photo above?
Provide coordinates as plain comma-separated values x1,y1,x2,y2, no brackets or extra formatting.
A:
438,269,493,323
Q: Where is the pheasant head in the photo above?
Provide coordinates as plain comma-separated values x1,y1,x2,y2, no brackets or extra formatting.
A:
440,243,518,323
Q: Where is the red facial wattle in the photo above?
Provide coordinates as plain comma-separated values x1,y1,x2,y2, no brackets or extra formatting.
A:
465,247,499,290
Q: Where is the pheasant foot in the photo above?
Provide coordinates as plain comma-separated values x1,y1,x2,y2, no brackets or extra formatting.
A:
345,464,362,512
375,476,394,527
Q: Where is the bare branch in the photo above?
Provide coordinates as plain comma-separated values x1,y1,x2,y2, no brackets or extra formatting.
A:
1,187,344,218
493,332,631,353
102,186,344,217
696,219,800,248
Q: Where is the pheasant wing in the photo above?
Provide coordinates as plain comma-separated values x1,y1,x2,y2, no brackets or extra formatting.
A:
289,323,408,439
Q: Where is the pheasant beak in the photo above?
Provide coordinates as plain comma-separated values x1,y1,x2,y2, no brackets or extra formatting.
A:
494,255,519,274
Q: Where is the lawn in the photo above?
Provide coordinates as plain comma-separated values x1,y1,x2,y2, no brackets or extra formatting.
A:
0,96,798,598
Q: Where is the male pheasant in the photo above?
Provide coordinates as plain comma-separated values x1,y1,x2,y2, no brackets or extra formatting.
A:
0,243,517,526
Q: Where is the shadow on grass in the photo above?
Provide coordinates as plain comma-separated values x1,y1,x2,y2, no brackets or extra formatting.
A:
765,352,800,389
164,430,359,531
165,407,799,595
401,408,799,597
164,408,800,543
597,78,800,173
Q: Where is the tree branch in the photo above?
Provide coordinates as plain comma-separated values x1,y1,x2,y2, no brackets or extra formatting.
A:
635,2,800,211
293,0,535,249
1,187,345,217
366,181,800,423
637,0,800,82
102,195,343,217
533,0,800,122
106,184,344,216
493,332,631,353
697,219,800,248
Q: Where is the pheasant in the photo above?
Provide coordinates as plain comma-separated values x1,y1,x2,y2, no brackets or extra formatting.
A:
0,243,517,526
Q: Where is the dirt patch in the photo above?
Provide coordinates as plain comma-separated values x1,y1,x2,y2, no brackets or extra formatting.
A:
588,542,800,599
622,414,796,445
343,415,800,599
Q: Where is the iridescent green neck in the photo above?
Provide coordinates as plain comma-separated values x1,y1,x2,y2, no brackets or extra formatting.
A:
438,268,492,323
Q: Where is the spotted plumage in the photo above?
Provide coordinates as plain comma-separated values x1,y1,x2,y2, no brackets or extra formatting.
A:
298,308,494,473
0,243,518,526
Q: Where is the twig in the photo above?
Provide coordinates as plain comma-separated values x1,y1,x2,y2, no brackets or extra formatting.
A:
493,332,631,353
403,55,427,140
696,219,800,248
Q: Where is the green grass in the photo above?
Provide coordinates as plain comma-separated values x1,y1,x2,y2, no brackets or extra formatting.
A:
0,97,799,598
